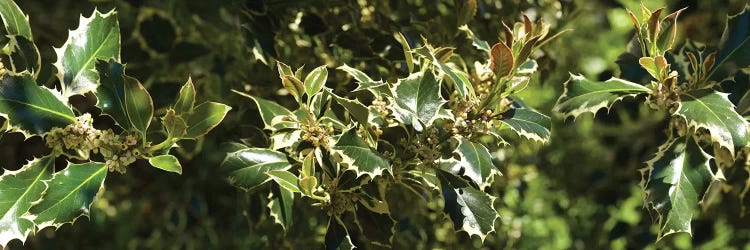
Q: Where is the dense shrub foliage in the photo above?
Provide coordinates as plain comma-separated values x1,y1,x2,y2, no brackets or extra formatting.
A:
1,0,750,249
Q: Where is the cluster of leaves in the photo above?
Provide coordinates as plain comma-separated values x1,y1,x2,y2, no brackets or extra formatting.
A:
555,4,750,240
224,12,565,248
0,0,230,247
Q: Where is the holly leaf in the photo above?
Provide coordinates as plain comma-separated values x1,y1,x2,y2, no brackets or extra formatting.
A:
338,64,386,92
0,0,32,40
441,138,498,188
26,162,107,230
174,77,196,114
0,72,75,136
355,207,395,247
330,93,370,125
148,155,182,174
641,136,715,240
325,216,355,250
268,182,294,231
124,75,153,136
184,102,231,139
675,89,749,156
55,9,120,98
555,74,651,119
6,35,40,76
390,71,446,131
707,5,750,82
304,65,328,98
333,127,391,178
233,90,293,131
436,169,498,242
95,59,129,129
222,148,292,191
267,170,301,193
0,156,54,247
490,42,514,78
270,129,302,150
502,106,551,143
459,25,490,52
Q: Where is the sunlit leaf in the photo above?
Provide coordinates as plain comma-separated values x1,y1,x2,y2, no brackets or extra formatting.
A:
267,170,301,193
148,155,182,174
95,59,129,129
268,182,294,231
27,162,107,230
502,106,551,143
124,75,153,136
233,90,293,131
304,66,328,99
641,136,715,240
184,102,231,139
174,77,196,114
222,148,292,191
675,89,749,156
437,170,498,242
554,74,651,119
6,35,40,76
0,0,32,39
441,138,498,188
55,9,120,98
333,127,390,178
390,71,446,131
0,156,54,246
0,73,75,136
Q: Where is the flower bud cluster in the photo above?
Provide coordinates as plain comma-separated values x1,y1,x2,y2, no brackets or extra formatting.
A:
301,120,333,150
45,114,144,174
371,95,397,126
445,101,495,137
405,127,442,169
328,191,359,216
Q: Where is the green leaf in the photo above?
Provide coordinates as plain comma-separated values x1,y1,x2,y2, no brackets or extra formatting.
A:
162,109,188,139
304,66,328,99
0,156,54,246
675,89,749,155
333,127,391,178
267,170,301,193
233,90,293,131
338,64,386,92
55,9,120,98
184,102,231,139
27,162,107,230
330,92,370,125
442,138,497,188
222,148,292,191
459,25,490,52
276,61,294,79
554,74,651,119
124,75,153,136
268,182,294,231
95,59,129,129
642,136,715,240
394,32,414,73
0,73,75,136
436,169,498,242
148,155,182,174
707,5,750,82
0,0,32,39
490,42,514,78
174,77,196,114
270,129,302,150
502,106,552,143
436,61,473,98
390,71,446,130
298,176,317,196
356,207,395,247
325,216,354,250
6,35,40,76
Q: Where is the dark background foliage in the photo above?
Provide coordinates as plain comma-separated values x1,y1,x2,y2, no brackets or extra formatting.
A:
3,0,750,249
